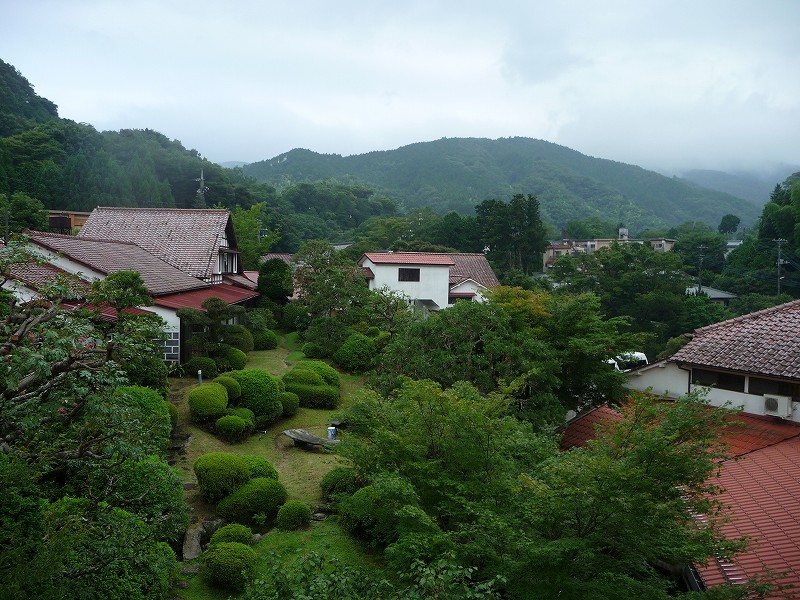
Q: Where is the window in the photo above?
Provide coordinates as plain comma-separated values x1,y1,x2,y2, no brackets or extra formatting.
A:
749,377,800,398
398,268,420,282
692,368,745,392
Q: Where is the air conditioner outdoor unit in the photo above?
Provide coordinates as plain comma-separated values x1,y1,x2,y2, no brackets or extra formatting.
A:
763,394,793,418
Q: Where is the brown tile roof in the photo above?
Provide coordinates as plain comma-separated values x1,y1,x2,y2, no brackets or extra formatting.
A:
361,252,455,266
79,207,232,280
559,404,623,449
154,283,259,311
670,300,800,381
9,260,90,296
261,253,294,265
26,230,209,296
448,253,500,289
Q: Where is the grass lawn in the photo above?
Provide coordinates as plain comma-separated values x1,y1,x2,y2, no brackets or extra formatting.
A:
170,339,372,598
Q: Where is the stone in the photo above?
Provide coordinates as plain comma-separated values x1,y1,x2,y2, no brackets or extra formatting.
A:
182,525,204,561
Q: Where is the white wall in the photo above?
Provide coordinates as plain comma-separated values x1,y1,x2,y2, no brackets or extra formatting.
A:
449,279,488,303
363,259,450,309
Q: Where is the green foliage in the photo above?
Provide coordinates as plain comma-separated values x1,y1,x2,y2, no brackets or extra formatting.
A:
177,297,246,355
166,401,178,431
231,203,277,270
216,344,248,370
276,500,312,531
283,367,324,386
227,369,283,424
228,406,255,428
203,541,257,591
718,213,741,234
301,341,325,358
216,477,288,525
253,328,279,350
240,455,279,480
187,382,229,423
210,523,253,546
284,382,340,409
281,301,310,331
278,391,300,417
0,191,47,234
297,359,341,387
111,385,172,454
122,352,169,398
225,323,255,353
182,356,218,379
215,414,250,443
333,332,377,372
212,374,242,401
477,193,548,275
193,452,251,504
258,257,294,304
244,306,278,333
320,466,360,502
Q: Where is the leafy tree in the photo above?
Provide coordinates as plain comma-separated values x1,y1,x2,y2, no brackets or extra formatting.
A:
673,228,727,282
0,192,47,237
230,202,277,270
718,214,741,235
257,257,293,305
176,296,246,355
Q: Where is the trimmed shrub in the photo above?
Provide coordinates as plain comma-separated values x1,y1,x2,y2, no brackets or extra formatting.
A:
244,307,277,333
276,500,311,531
216,477,288,525
226,369,282,425
219,345,248,371
282,367,324,386
278,391,300,418
215,415,248,443
166,401,179,432
253,329,279,350
203,542,256,591
224,324,255,353
283,382,340,409
301,342,326,358
320,467,360,502
187,383,229,424
333,332,376,373
213,375,242,402
241,455,279,480
122,352,170,398
193,452,250,504
209,523,253,546
297,360,341,387
182,356,218,379
228,407,255,428
213,356,231,374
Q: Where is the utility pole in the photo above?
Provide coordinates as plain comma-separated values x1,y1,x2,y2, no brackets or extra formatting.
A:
194,169,208,206
697,245,707,294
775,238,786,295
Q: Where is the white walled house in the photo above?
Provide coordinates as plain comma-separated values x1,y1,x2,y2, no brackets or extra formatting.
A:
358,252,500,312
625,300,800,423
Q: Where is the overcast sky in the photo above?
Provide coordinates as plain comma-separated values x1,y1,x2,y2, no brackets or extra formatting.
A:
2,1,799,175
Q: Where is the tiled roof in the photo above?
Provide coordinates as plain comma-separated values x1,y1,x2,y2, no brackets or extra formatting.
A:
79,207,232,280
448,253,500,289
361,252,455,266
154,283,259,311
559,404,623,449
26,230,209,296
9,260,90,295
670,300,800,380
261,253,294,265
223,273,258,290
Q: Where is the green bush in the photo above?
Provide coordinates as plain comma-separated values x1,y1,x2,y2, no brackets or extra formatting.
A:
213,375,242,401
241,455,278,480
297,360,341,387
112,385,171,452
215,415,249,443
209,523,253,546
282,367,324,386
216,477,288,525
320,467,360,502
182,356,218,379
283,382,340,409
301,341,326,358
166,401,179,432
282,302,309,331
278,391,300,417
187,383,229,424
220,345,248,370
193,452,251,504
122,352,170,398
253,329,279,350
333,332,376,373
226,369,282,425
244,307,277,333
228,406,255,428
203,541,256,591
213,356,231,374
224,324,254,353
276,500,311,531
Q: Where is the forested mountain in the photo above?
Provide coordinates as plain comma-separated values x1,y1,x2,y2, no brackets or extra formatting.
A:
679,167,798,206
0,60,59,136
243,138,762,231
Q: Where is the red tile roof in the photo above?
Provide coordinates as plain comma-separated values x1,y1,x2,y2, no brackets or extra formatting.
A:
559,404,623,449
361,252,455,266
154,283,259,311
79,207,233,280
25,231,208,296
671,300,800,381
448,253,500,289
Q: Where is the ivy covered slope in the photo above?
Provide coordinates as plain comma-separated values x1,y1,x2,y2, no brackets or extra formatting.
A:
243,137,762,231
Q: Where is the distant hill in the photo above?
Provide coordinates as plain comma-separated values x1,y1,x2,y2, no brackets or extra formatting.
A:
678,167,799,206
0,58,59,136
243,137,762,232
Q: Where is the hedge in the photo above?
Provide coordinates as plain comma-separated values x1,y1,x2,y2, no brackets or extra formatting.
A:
212,375,242,401
282,367,324,386
203,542,256,591
226,369,282,424
278,391,300,418
187,383,229,424
276,500,311,531
283,382,340,409
209,523,253,546
216,477,287,525
182,356,218,380
192,452,251,504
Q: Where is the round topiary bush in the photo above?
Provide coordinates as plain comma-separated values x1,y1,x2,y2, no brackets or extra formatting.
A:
300,341,326,358
320,466,360,502
276,500,311,531
219,346,248,371
216,477,288,525
283,382,340,409
241,455,278,480
224,324,255,353
209,523,253,546
226,369,282,425
203,541,256,591
193,452,251,504
297,360,341,387
333,332,376,373
278,391,300,418
253,329,279,350
187,383,229,424
213,375,242,402
227,407,255,429
182,356,218,380
282,367,324,386
215,415,248,443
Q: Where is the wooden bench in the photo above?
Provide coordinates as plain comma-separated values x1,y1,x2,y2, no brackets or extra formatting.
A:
280,428,339,448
